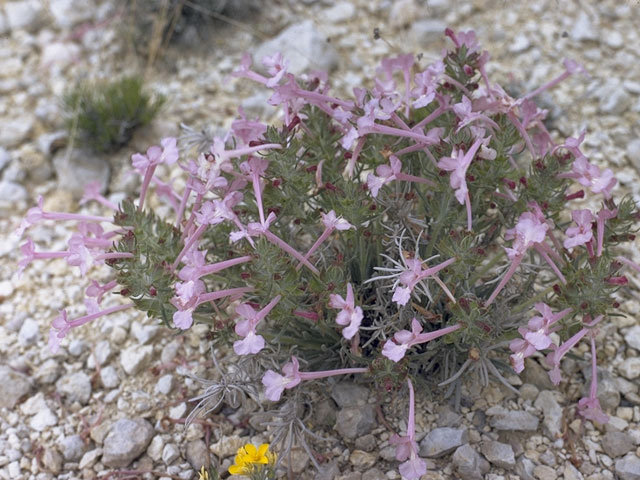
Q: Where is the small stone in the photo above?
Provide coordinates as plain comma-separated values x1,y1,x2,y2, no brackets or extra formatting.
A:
362,468,385,480
534,391,563,438
488,408,539,431
314,462,340,480
410,19,448,47
282,447,309,473
120,345,153,375
606,415,629,432
335,405,377,440
7,461,20,478
102,418,154,468
602,432,634,458
254,20,339,75
49,0,94,29
533,464,557,480
100,366,120,389
93,340,113,366
615,453,640,480
17,318,39,346
599,85,631,115
185,440,208,471
42,447,62,474
90,421,112,445
4,1,44,32
131,321,160,345
35,358,62,385
521,358,555,391
619,358,640,380
169,402,187,420
210,435,244,459
68,339,87,356
605,31,624,49
520,384,540,402
0,181,27,208
563,462,584,480
349,450,377,469
147,436,164,462
419,427,469,458
354,434,376,452
161,341,180,364
571,12,598,42
517,457,536,480
162,444,180,465
52,148,111,199
21,391,48,415
509,34,531,53
323,2,355,22
331,382,369,407
436,405,463,427
154,374,174,395
30,408,58,431
0,366,31,408
481,441,515,469
56,371,92,405
79,448,102,469
624,325,640,350
61,435,86,462
0,116,34,150
452,444,490,480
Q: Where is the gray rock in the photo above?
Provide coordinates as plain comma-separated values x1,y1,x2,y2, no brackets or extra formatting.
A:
602,432,634,458
42,447,62,474
68,339,87,356
323,2,355,22
488,408,539,431
616,454,640,480
598,82,631,115
17,318,39,345
581,366,620,412
56,371,92,405
0,116,34,149
435,405,462,427
533,464,557,479
30,408,58,431
4,1,44,32
49,0,94,29
52,148,111,199
35,359,62,385
120,345,153,375
185,440,209,471
624,325,640,350
619,358,640,380
605,31,624,49
36,131,67,157
419,427,468,458
314,461,340,480
571,12,598,42
93,340,113,367
354,434,376,452
452,444,490,480
534,391,563,438
60,435,86,462
480,440,515,469
509,34,531,53
331,382,369,408
79,448,102,469
154,374,174,395
562,462,584,480
521,358,555,391
517,457,536,480
131,321,160,345
147,435,164,462
335,405,377,440
161,340,180,364
254,20,339,75
162,443,180,464
410,19,447,47
100,366,120,389
0,181,28,210
102,418,154,468
0,366,31,408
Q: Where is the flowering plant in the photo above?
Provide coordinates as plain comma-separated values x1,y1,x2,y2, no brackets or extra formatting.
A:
19,29,639,477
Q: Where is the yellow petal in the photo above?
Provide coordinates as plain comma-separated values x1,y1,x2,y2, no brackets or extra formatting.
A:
244,444,258,457
228,464,247,475
257,444,269,457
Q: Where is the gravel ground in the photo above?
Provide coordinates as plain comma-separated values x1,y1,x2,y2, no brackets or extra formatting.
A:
1,1,640,479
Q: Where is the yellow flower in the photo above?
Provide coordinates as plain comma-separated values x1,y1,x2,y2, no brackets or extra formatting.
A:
198,466,209,480
228,443,275,475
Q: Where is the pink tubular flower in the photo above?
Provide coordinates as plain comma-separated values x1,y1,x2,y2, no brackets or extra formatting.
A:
262,356,368,402
366,155,436,198
392,256,456,306
49,303,134,353
382,318,462,362
562,156,617,200
328,283,363,340
596,207,617,257
299,210,354,268
564,209,594,250
171,286,252,330
437,138,484,231
545,315,603,385
233,295,281,355
389,379,427,479
578,334,609,424
452,95,499,132
486,212,549,307
132,137,179,210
